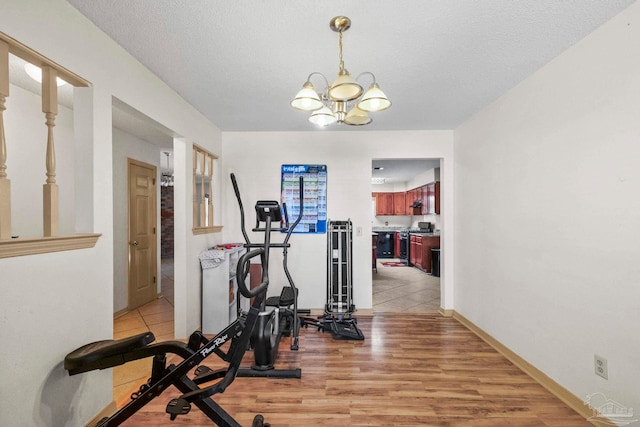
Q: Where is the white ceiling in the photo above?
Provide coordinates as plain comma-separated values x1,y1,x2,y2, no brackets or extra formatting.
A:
372,159,441,184
65,0,635,133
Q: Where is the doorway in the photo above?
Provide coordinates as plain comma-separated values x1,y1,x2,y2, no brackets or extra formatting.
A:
371,158,442,313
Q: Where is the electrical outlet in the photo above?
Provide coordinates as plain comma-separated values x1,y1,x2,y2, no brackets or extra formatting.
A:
356,226,363,236
594,354,608,379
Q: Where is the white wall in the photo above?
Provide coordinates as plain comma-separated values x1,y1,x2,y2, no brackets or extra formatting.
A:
454,1,640,413
112,127,163,312
0,0,222,425
221,131,454,311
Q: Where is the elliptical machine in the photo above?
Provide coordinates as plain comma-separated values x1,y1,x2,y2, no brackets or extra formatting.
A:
232,173,304,378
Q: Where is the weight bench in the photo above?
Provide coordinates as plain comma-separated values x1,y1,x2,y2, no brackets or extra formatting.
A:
65,317,253,426
64,174,280,426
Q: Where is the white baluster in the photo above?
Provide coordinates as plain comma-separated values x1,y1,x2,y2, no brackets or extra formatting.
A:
42,65,58,237
0,40,10,239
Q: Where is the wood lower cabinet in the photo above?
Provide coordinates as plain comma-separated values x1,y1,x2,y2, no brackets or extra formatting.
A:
409,234,440,273
409,235,419,266
394,232,400,258
415,237,423,269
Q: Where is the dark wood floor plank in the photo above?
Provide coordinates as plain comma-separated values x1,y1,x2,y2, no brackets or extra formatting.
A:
119,313,590,426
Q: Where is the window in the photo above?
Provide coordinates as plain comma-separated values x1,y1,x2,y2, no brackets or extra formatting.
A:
192,144,221,234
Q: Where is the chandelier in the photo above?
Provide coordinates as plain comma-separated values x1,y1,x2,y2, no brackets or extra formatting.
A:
290,16,391,127
160,151,174,187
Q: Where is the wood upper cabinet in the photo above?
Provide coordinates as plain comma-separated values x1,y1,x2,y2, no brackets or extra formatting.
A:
406,189,416,215
373,192,394,216
420,185,429,215
373,184,439,216
403,182,441,215
424,182,441,215
393,192,406,215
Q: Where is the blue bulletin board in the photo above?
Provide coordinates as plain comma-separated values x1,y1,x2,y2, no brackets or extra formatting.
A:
281,164,327,233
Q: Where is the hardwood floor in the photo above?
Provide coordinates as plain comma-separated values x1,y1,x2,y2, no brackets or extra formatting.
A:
117,313,590,426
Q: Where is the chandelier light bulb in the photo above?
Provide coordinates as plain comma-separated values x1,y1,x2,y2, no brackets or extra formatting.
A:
344,106,372,126
291,82,323,111
309,106,337,126
358,83,391,112
328,70,363,101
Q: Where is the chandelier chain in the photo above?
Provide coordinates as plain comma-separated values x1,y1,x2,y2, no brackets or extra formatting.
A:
338,30,344,73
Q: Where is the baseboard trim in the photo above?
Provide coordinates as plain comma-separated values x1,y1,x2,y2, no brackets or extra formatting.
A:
451,311,609,427
438,308,454,317
86,400,116,427
113,308,129,319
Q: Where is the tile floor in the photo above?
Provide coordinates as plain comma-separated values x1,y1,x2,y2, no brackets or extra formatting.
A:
112,257,439,405
372,258,441,312
112,259,175,405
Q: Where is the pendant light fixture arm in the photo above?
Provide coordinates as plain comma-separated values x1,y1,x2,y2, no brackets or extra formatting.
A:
356,71,377,85
306,72,331,96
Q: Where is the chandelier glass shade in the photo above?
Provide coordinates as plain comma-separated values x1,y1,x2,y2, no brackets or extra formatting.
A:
291,16,391,127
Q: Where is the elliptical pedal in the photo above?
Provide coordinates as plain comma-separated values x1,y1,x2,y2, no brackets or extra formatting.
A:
166,397,191,420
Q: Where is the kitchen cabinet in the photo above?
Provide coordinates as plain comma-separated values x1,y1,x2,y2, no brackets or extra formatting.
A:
373,192,394,216
409,235,419,266
433,182,441,214
404,182,441,215
424,182,441,214
373,183,439,216
405,189,416,215
393,192,406,215
409,234,440,273
372,234,377,270
394,232,401,258
419,185,429,215
414,236,423,268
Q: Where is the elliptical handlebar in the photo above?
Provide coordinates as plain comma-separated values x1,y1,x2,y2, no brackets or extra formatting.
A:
230,173,251,245
230,173,304,299
283,176,304,246
235,215,273,298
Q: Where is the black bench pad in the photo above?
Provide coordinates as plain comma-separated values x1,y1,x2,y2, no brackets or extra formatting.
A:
65,332,155,375
266,286,296,307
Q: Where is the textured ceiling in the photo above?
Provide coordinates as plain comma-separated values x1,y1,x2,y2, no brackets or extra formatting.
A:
66,0,635,132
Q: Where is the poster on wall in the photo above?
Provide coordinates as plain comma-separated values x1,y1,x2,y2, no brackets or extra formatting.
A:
281,164,327,233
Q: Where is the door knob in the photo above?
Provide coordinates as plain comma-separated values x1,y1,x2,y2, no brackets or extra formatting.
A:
130,241,139,246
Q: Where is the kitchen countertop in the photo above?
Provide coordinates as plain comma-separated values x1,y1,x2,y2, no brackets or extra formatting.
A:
372,227,440,236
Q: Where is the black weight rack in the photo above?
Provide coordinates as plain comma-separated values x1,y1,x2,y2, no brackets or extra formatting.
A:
302,219,364,340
